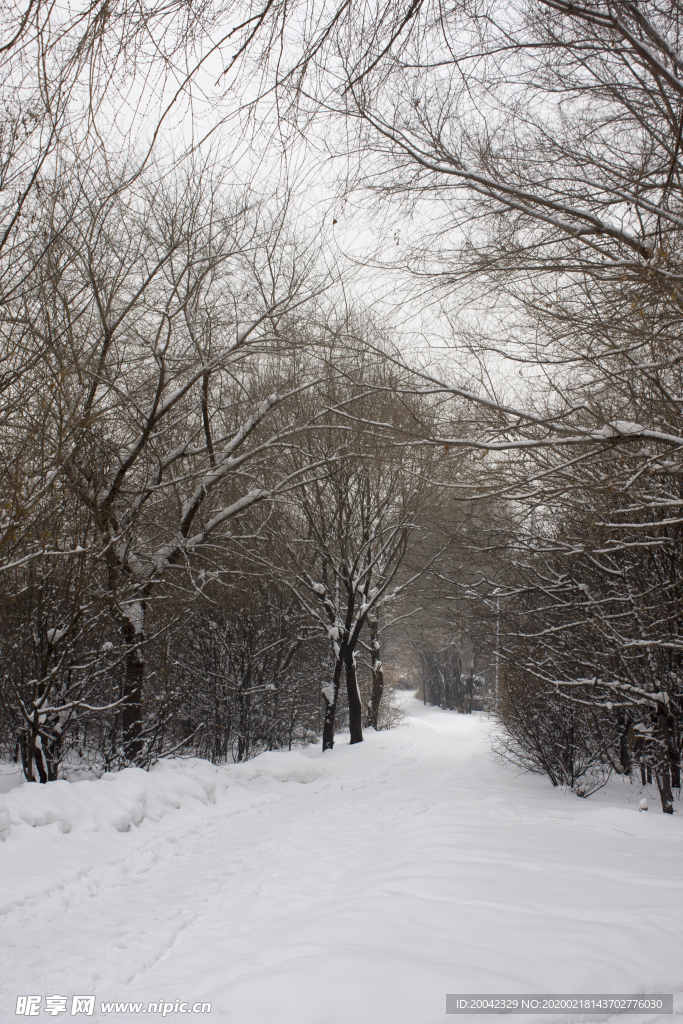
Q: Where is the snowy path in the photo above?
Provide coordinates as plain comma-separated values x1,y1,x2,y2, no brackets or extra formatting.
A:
1,700,682,1023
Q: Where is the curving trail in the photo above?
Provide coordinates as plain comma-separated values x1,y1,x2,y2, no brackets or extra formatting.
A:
1,699,682,1023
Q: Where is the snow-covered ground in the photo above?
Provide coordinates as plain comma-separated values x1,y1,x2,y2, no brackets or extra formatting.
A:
1,699,681,1023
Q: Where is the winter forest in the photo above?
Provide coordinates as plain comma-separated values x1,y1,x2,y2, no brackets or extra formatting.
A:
1,0,683,1018
2,0,682,811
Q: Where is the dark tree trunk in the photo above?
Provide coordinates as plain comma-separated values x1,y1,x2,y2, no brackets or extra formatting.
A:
656,703,680,791
237,688,246,762
21,725,48,783
452,653,462,711
213,688,221,763
237,666,251,762
322,656,344,751
618,713,632,774
345,650,363,745
366,663,384,730
365,618,384,730
656,763,674,814
121,605,146,763
21,705,61,783
464,671,475,714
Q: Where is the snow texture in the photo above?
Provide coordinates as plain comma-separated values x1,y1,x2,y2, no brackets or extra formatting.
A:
0,761,224,841
321,684,336,704
0,698,681,1023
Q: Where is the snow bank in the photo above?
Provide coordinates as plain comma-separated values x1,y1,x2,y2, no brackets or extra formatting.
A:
0,747,330,843
0,760,225,841
228,749,328,785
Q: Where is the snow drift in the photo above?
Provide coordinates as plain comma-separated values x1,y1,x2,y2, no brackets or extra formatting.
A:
0,749,329,842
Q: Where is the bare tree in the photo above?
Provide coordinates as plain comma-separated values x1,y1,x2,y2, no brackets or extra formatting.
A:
263,354,442,749
0,161,337,771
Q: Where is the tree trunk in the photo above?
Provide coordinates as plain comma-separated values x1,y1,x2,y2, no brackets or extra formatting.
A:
656,763,674,815
464,671,475,714
237,666,251,762
322,656,344,751
21,722,48,783
20,706,62,783
121,601,146,763
365,618,384,729
657,702,680,792
345,649,363,745
618,713,632,774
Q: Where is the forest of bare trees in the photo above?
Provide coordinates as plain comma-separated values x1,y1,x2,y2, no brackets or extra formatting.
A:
1,0,681,812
